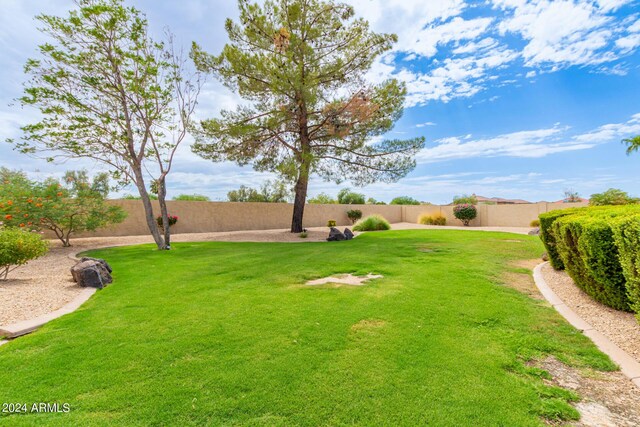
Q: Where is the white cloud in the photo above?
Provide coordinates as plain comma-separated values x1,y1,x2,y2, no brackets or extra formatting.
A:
416,121,437,128
573,113,640,143
415,112,640,164
494,0,635,68
409,17,494,58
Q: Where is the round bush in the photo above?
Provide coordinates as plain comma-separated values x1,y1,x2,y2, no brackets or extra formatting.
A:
327,219,337,228
353,214,391,231
453,204,477,226
530,219,540,227
418,213,446,226
0,227,49,280
346,209,363,224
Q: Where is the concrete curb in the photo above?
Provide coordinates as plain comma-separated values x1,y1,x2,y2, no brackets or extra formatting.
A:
0,251,98,343
533,262,640,389
0,288,96,339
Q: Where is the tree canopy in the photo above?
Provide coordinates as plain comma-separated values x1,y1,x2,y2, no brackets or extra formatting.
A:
11,0,201,250
190,0,424,231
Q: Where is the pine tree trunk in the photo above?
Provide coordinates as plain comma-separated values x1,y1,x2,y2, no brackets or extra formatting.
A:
133,168,166,250
291,165,309,233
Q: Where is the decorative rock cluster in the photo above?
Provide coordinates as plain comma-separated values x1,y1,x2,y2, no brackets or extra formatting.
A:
327,227,354,241
528,227,540,235
70,257,113,289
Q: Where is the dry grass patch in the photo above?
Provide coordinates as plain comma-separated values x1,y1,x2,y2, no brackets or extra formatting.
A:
530,356,640,427
350,319,387,332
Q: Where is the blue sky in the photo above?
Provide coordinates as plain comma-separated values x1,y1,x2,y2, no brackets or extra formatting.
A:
1,0,639,204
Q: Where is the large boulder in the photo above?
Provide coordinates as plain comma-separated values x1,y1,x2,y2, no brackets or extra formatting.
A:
71,259,113,289
327,227,346,241
343,228,354,240
80,256,112,273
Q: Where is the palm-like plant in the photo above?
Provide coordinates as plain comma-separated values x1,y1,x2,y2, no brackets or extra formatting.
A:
622,136,640,155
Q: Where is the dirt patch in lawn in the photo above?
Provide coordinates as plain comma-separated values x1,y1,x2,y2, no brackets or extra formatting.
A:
350,319,387,332
532,356,640,426
305,274,383,286
501,271,544,300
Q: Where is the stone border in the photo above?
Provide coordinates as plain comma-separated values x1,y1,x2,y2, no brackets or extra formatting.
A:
533,262,640,388
0,288,96,340
0,251,97,343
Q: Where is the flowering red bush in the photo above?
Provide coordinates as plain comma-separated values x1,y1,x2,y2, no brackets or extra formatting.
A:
156,215,178,228
453,204,477,226
0,168,126,246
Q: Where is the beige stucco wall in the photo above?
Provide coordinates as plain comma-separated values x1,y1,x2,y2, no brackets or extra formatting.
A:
69,200,588,238
403,202,587,228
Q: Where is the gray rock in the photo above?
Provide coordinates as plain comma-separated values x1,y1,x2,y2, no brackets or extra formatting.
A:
344,228,354,240
528,227,540,235
327,227,346,241
80,256,112,273
71,260,113,289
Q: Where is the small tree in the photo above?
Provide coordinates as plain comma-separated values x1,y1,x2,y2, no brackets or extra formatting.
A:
191,0,424,232
308,193,337,204
390,196,420,205
227,180,292,202
0,169,127,247
337,188,365,205
563,189,582,203
11,0,202,250
590,188,639,206
453,194,478,205
366,197,386,205
453,204,477,226
346,209,363,224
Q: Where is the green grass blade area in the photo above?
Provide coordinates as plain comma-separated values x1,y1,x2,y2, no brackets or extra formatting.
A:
0,230,615,426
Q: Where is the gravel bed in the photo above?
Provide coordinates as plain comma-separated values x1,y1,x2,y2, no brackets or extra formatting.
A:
540,263,640,363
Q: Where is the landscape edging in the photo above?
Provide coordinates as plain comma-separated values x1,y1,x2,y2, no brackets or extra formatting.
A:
0,251,98,342
533,262,640,388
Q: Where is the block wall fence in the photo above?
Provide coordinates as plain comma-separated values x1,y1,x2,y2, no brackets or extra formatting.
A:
70,200,589,237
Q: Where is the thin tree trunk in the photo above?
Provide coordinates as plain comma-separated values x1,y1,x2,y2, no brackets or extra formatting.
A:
133,167,166,250
157,176,171,249
291,162,310,233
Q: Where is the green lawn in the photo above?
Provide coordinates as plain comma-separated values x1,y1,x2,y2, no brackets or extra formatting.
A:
0,230,615,426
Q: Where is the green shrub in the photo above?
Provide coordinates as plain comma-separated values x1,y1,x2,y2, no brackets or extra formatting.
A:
390,196,420,205
299,231,308,238
0,227,49,280
346,209,363,224
353,215,390,231
452,194,478,205
418,213,446,225
612,216,640,318
173,194,210,201
453,204,477,226
530,219,540,227
553,212,630,311
589,188,638,206
327,219,337,228
539,207,586,269
337,188,365,204
308,193,337,204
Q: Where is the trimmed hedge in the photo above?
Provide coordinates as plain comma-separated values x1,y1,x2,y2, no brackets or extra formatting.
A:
540,205,640,315
539,207,584,269
612,216,640,316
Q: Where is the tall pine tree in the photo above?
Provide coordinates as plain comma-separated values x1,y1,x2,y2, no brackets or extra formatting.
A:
191,0,424,232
